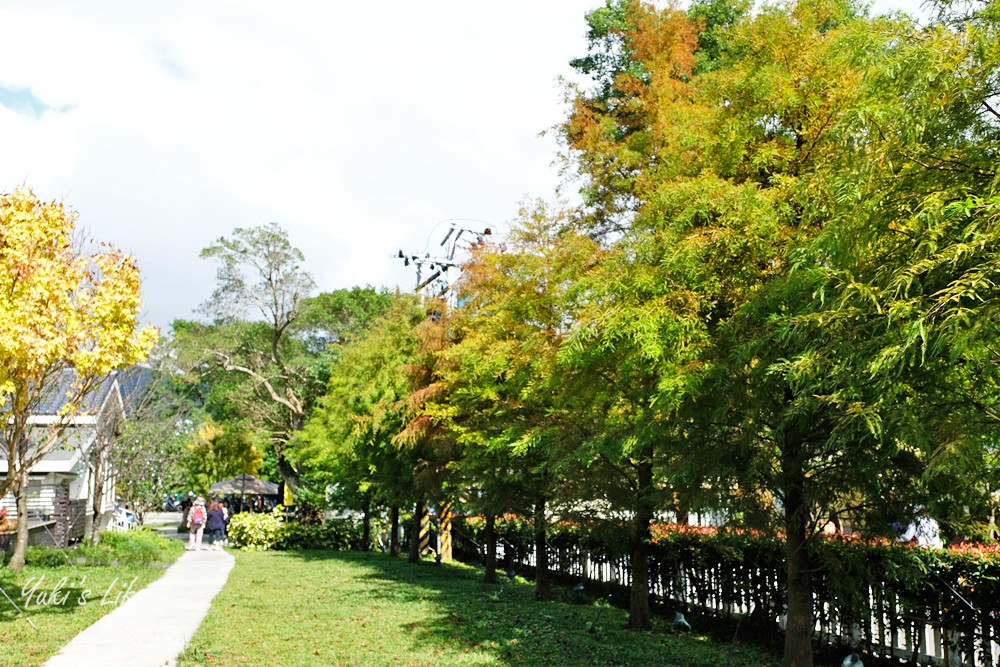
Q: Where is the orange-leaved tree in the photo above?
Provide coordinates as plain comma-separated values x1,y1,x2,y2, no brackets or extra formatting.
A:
0,188,158,571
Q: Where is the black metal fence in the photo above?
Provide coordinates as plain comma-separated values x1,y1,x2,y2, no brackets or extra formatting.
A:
451,518,1000,666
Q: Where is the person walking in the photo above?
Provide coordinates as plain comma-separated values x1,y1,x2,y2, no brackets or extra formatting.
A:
180,493,193,528
206,501,226,550
187,497,207,551
221,500,231,545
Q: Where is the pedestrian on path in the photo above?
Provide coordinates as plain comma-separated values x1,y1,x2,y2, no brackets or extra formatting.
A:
221,499,232,545
206,500,226,550
187,496,207,550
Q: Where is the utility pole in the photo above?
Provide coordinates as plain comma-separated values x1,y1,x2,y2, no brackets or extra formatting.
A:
396,221,492,309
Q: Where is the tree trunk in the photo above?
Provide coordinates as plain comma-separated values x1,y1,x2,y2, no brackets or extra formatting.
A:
361,502,371,551
783,442,814,667
484,513,498,584
90,495,103,545
533,496,550,600
409,500,423,563
629,450,654,630
389,505,400,557
8,466,30,572
275,452,301,494
90,445,109,545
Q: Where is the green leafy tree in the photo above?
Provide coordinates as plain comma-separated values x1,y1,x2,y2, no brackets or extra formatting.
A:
432,203,595,598
783,0,1000,536
183,222,393,494
292,295,432,557
112,361,193,518
194,223,315,491
561,1,939,662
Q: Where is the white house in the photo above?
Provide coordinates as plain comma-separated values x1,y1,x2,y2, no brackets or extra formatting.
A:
0,367,151,548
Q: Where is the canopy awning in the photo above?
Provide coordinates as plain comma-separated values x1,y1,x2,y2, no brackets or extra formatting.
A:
209,472,279,496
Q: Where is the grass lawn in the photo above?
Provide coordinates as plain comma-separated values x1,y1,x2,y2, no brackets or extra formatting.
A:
177,550,780,667
0,530,184,667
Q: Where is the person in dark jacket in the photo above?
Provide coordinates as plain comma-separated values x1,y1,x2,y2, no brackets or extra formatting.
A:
206,501,227,550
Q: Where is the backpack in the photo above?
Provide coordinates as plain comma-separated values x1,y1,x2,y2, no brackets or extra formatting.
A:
191,505,206,526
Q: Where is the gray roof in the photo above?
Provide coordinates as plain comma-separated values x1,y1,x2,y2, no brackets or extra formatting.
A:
34,368,118,417
117,365,154,417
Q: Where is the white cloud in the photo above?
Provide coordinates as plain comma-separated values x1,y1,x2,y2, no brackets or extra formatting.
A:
0,0,930,330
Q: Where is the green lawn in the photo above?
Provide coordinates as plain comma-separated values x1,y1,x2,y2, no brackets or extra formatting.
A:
177,550,780,667
0,530,184,667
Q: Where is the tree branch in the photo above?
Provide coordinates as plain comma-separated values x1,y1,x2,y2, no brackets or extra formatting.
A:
982,98,1000,121
210,351,304,416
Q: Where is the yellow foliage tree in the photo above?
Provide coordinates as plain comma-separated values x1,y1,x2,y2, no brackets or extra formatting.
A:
183,420,263,498
0,188,158,571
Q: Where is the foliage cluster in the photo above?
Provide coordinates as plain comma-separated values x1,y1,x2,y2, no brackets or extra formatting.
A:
170,224,396,493
225,510,362,551
275,519,361,551
226,510,285,551
18,529,184,567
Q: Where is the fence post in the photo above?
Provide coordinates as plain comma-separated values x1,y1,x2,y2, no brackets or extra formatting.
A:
50,482,71,548
438,501,452,562
418,505,431,557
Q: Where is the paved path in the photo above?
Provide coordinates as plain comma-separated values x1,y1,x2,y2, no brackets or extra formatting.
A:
44,546,235,667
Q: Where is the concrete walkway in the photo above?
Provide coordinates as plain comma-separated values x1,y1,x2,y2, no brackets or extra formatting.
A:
44,546,235,667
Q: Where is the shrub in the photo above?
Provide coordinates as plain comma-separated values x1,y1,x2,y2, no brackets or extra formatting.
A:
11,529,179,567
228,511,284,551
98,528,180,565
24,545,71,567
454,516,1000,658
276,520,361,551
75,542,116,566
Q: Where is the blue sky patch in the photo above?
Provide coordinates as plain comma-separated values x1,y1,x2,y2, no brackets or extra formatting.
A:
0,86,71,118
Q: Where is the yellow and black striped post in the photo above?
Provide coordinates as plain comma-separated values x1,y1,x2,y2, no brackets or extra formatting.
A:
419,505,431,556
438,501,452,562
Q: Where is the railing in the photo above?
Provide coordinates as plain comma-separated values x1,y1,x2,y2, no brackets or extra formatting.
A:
1,484,87,547
452,523,1000,667
1,482,59,521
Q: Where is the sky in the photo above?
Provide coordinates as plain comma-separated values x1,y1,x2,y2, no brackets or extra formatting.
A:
0,0,926,332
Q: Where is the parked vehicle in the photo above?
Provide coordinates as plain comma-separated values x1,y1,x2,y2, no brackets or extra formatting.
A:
162,495,182,512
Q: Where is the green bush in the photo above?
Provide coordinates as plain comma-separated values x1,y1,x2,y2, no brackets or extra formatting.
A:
98,528,181,565
227,511,284,551
276,520,361,551
75,542,116,566
455,516,1000,658
24,545,72,567
21,529,182,567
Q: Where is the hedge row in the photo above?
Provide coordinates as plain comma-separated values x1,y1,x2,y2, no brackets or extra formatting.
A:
453,516,1000,659
18,528,184,567
226,511,362,551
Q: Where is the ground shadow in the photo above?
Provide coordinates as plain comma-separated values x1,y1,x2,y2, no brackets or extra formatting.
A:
278,549,780,667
